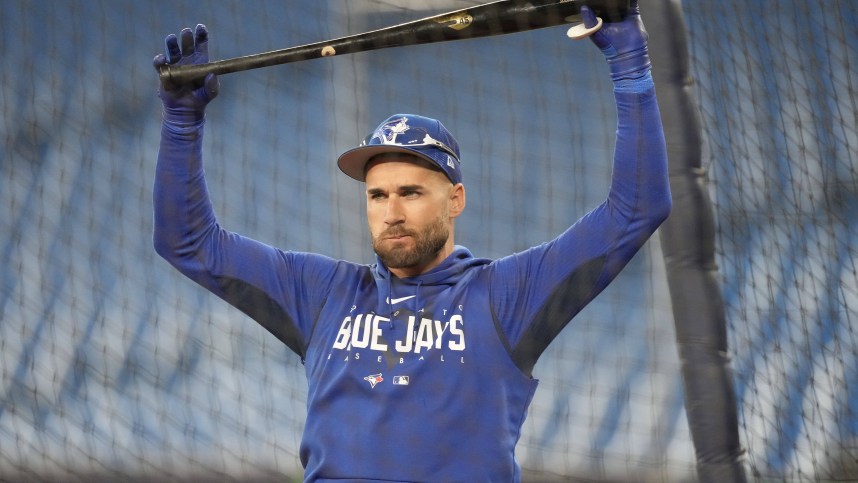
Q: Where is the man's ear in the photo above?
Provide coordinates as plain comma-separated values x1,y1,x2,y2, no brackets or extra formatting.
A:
449,183,466,218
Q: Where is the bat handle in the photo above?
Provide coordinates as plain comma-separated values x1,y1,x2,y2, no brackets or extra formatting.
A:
158,41,328,87
159,62,223,87
583,0,630,22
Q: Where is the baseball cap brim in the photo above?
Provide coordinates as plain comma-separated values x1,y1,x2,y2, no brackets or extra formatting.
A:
337,145,450,183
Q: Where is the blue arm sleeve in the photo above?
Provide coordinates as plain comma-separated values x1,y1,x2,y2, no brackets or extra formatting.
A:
490,75,672,374
153,120,338,358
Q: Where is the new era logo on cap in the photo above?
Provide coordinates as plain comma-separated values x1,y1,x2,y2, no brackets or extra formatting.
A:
337,114,462,185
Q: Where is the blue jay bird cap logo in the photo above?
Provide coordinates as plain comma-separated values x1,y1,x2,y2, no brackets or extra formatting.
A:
337,114,462,185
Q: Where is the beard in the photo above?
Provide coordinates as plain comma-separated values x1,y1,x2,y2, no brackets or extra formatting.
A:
372,216,449,270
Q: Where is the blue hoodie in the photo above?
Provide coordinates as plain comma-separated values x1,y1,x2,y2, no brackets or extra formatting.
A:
154,83,671,481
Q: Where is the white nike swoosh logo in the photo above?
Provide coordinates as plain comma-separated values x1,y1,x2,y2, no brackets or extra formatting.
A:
387,295,416,305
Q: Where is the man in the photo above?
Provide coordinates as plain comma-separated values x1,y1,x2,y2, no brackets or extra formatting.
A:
153,2,670,481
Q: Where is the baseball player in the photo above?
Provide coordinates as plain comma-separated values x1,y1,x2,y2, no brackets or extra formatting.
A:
153,1,670,481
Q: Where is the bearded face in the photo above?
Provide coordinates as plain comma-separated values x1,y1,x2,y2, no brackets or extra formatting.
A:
372,211,449,270
364,154,464,278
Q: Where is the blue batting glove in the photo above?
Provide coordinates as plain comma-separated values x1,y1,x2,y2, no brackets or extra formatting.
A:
152,24,219,125
581,0,651,83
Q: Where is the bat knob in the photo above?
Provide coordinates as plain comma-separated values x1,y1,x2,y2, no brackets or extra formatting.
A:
566,17,603,40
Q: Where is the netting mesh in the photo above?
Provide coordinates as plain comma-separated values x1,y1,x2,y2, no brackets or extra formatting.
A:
684,0,858,480
1,0,855,481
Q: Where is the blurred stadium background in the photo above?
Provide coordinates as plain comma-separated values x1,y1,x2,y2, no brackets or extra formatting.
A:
1,0,855,481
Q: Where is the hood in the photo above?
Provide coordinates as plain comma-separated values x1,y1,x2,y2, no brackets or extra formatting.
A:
372,245,487,286
370,246,490,323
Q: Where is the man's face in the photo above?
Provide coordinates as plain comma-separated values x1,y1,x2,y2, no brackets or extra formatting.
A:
365,154,464,278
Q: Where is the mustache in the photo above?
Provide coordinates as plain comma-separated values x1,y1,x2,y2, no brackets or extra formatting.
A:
381,226,416,239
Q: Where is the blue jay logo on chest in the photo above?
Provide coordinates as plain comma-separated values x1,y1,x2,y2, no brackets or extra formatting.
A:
363,373,384,388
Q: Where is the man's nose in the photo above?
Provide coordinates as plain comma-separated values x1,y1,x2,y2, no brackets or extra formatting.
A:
384,196,405,225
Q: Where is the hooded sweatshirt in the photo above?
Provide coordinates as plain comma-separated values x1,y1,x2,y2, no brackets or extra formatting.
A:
153,84,671,482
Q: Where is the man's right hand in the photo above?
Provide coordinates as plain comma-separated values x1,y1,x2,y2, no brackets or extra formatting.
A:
153,24,219,125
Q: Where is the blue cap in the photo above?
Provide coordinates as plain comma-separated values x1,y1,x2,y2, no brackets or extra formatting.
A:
337,114,462,185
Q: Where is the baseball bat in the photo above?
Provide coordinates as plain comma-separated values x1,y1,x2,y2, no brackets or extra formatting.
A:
159,0,629,86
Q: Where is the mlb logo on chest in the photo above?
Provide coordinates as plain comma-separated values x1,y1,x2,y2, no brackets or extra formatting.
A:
392,375,409,385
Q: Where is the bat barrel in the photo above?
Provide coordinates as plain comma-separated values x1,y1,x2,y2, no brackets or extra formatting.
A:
159,0,628,86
